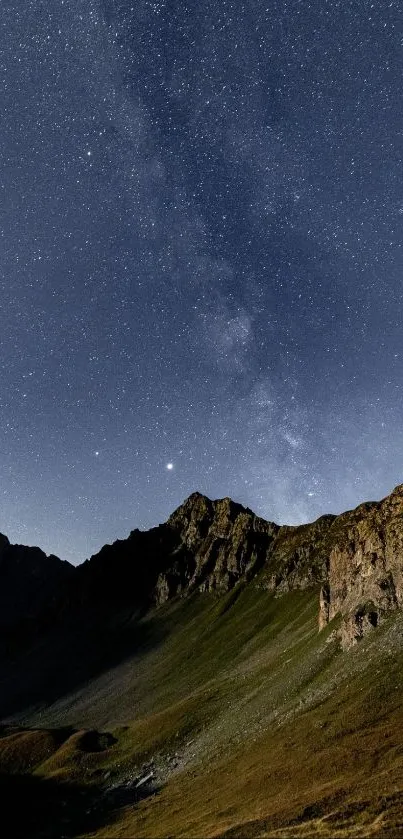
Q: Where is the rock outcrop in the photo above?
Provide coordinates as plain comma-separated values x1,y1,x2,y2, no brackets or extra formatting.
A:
318,485,403,647
155,493,339,603
155,492,279,602
258,514,336,593
150,485,403,648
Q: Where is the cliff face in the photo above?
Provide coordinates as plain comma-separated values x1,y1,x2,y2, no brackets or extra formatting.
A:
258,514,336,593
318,485,403,647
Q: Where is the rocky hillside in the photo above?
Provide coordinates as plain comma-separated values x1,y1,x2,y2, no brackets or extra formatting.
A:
2,484,403,651
318,484,403,647
161,487,403,648
73,492,338,613
156,492,279,600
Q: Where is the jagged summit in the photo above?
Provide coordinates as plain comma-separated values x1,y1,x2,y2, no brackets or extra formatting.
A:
161,490,280,599
170,490,258,518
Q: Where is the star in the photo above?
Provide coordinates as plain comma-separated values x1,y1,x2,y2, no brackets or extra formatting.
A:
2,0,402,564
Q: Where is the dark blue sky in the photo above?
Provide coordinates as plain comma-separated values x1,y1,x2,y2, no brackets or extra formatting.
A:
2,0,403,563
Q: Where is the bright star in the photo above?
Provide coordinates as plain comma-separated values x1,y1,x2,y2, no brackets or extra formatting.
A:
166,462,174,470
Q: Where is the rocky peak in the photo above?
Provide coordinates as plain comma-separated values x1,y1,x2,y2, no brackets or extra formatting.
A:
167,491,215,547
167,486,403,649
154,492,280,602
168,492,262,546
69,492,338,611
158,493,336,603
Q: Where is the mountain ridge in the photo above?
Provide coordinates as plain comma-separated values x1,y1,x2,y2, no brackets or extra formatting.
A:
2,485,403,838
2,483,403,650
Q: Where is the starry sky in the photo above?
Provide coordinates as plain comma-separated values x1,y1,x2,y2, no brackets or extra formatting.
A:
2,0,403,564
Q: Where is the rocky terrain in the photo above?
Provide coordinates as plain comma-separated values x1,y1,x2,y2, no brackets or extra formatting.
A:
2,484,403,838
318,483,403,647
3,484,403,652
76,490,335,610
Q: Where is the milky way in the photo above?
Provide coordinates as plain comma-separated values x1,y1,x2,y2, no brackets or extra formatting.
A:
2,0,403,562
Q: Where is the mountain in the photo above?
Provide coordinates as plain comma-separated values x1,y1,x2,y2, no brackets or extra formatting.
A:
7,484,399,649
1,485,403,838
73,491,335,612
0,534,73,634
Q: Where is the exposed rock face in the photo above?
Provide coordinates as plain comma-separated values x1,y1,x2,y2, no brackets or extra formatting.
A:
318,485,403,647
155,493,280,602
155,494,338,603
258,514,336,593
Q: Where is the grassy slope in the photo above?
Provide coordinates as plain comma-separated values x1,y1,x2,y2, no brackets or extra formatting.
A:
1,585,403,837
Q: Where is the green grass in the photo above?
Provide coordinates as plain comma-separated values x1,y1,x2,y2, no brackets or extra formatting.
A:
22,587,321,730
2,588,403,837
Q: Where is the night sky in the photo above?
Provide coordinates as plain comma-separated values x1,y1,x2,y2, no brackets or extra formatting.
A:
2,1,403,564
